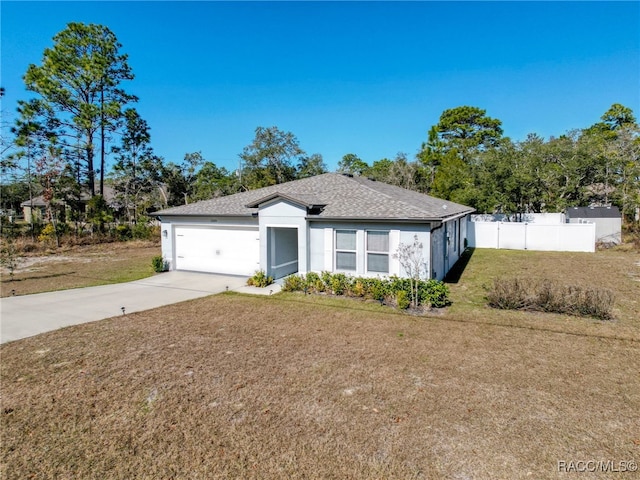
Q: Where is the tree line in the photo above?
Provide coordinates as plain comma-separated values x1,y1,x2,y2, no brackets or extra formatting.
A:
339,104,639,222
1,22,638,235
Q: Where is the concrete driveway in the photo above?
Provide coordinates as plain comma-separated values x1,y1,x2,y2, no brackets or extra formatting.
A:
0,271,254,344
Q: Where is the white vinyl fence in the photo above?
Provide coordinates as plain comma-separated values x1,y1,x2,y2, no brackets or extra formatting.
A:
468,221,595,252
471,213,566,224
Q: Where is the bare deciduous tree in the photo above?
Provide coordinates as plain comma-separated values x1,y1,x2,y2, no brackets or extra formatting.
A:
393,235,428,308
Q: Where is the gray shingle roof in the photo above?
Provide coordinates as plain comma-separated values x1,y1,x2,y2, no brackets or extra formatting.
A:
21,186,119,207
153,173,474,220
565,206,621,219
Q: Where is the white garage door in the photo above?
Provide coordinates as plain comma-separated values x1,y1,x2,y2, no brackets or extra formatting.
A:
174,226,260,276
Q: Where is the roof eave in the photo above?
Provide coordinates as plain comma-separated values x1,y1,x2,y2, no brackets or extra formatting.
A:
151,211,256,218
306,215,462,223
245,192,327,209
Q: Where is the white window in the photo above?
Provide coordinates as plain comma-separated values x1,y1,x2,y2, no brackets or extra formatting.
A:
335,230,357,271
366,230,389,273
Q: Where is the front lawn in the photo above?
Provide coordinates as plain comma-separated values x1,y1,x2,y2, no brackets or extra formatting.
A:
2,294,638,479
1,247,638,479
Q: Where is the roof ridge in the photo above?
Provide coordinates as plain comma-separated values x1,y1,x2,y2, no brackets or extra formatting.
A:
342,174,396,201
153,172,474,218
346,175,442,216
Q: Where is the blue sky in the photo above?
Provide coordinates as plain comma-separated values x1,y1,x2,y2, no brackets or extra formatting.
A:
2,1,639,172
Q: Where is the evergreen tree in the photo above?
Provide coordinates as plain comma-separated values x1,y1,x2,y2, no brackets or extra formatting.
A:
23,22,136,197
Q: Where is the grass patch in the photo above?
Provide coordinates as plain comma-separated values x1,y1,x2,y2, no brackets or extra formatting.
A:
0,241,159,297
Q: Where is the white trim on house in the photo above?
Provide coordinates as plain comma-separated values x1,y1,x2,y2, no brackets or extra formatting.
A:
335,229,358,273
365,230,390,274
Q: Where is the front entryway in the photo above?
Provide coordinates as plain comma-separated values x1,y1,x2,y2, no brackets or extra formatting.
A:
267,227,299,279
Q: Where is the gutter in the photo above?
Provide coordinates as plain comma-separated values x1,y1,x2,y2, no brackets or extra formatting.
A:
154,210,474,224
152,213,255,221
306,210,474,224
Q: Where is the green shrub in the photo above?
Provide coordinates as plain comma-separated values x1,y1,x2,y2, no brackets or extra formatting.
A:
330,273,349,295
320,271,333,291
368,278,389,301
282,274,306,292
350,280,366,297
279,271,450,311
419,279,451,308
151,255,167,273
132,223,155,240
115,224,132,241
247,270,274,288
305,271,323,293
396,290,410,309
388,275,408,294
37,223,57,243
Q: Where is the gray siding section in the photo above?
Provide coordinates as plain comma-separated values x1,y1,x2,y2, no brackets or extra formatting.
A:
309,221,432,278
309,227,325,271
430,225,446,281
398,230,431,279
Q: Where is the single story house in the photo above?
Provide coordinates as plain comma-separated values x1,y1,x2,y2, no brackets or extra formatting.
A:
21,186,120,223
153,173,474,281
565,206,622,245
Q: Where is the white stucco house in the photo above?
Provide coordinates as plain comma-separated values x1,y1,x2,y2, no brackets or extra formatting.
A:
153,173,474,281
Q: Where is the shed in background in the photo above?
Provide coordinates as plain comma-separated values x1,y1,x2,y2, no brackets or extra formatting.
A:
565,206,622,245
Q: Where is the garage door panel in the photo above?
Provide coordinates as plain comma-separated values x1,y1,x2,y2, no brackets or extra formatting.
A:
174,226,259,276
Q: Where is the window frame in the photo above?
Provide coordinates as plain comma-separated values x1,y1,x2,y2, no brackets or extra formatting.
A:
335,229,357,272
365,230,390,274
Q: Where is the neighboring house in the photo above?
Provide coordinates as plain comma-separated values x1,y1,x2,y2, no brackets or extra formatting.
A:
565,206,622,245
21,186,120,223
153,173,474,281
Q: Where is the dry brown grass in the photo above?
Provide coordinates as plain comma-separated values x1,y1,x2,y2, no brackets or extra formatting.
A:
0,240,159,297
2,290,639,479
1,248,639,479
445,248,640,341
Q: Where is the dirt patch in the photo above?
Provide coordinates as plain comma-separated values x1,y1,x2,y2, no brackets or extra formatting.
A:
1,241,159,297
6,255,87,273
